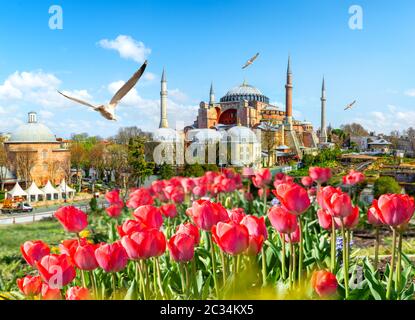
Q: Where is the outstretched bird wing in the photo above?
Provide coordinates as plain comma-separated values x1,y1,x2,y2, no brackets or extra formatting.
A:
242,53,260,69
57,90,97,109
344,100,357,110
109,60,148,106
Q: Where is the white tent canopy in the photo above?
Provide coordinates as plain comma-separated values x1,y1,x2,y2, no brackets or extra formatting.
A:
57,179,75,199
25,182,45,202
7,182,28,199
57,179,75,193
41,181,59,200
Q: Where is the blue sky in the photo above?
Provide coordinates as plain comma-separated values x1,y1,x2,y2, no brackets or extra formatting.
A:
0,0,414,138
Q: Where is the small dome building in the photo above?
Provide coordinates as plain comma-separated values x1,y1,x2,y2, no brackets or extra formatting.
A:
4,112,70,187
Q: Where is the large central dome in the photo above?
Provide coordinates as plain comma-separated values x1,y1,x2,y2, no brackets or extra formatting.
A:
220,81,269,103
8,112,57,143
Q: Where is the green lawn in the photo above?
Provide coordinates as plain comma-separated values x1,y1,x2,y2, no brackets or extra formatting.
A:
0,219,67,256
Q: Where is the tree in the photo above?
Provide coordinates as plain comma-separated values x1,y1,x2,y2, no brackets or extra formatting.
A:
47,160,62,184
70,142,87,192
113,127,151,145
128,137,154,187
15,149,36,187
104,143,130,188
374,176,402,199
0,141,8,190
340,123,369,137
157,163,174,180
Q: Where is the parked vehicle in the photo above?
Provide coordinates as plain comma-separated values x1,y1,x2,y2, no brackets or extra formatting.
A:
1,199,33,214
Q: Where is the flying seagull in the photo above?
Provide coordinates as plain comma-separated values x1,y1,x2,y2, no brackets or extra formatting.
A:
344,100,357,111
242,53,260,69
57,61,148,121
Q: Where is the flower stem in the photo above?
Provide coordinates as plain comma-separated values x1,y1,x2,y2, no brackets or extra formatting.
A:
137,261,147,300
208,233,220,299
288,236,293,289
156,257,165,299
374,227,380,270
179,263,186,295
89,271,96,299
261,246,267,287
281,235,286,281
331,217,336,272
220,250,227,287
112,273,117,300
298,217,303,284
395,232,402,293
386,228,397,300
340,220,349,299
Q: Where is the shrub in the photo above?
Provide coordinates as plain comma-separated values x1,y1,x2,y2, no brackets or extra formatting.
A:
373,176,402,199
157,163,175,180
89,196,98,212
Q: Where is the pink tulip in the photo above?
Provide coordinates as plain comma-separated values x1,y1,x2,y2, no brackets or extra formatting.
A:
212,222,249,255
272,183,311,215
268,205,298,234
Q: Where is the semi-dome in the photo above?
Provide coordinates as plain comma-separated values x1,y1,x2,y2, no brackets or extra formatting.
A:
220,81,269,103
8,112,57,143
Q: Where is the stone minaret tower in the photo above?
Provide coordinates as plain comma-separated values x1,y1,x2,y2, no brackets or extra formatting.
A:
320,77,327,143
209,82,215,105
285,56,293,128
159,69,169,128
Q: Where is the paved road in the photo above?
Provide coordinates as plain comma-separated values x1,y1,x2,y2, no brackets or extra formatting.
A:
0,199,106,226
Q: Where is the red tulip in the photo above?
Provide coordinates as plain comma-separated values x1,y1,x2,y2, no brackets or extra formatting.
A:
164,185,185,204
273,173,294,188
73,242,99,271
192,185,207,197
159,203,178,218
272,183,311,215
367,202,383,226
95,242,128,273
133,205,163,229
252,168,272,189
317,209,333,230
21,240,50,267
281,224,301,243
36,254,76,288
55,206,88,233
121,229,166,260
335,206,360,230
204,171,219,183
66,286,91,300
228,208,246,224
105,189,121,204
244,192,254,202
301,176,314,188
117,219,147,237
375,194,415,227
168,233,195,262
180,178,196,194
309,167,332,184
17,275,42,296
212,222,249,255
176,222,200,245
151,180,166,194
106,203,123,218
268,205,298,234
240,215,268,255
59,238,88,265
126,188,154,209
41,283,62,300
318,187,353,218
186,199,229,231
343,170,365,186
311,270,338,297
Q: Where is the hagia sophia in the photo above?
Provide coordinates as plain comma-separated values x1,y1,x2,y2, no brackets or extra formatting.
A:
154,57,328,167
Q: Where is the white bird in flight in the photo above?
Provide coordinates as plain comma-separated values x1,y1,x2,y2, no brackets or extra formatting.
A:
242,53,260,69
344,100,357,111
57,61,148,121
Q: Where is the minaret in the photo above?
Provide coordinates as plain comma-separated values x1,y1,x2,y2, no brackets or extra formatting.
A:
285,56,293,128
320,77,327,143
209,82,215,105
159,69,168,128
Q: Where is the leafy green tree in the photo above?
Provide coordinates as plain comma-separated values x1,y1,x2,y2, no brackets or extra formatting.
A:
128,137,154,186
158,163,175,180
184,163,205,177
374,176,402,198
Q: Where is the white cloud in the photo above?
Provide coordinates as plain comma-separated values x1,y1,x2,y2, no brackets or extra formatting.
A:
98,35,151,63
169,89,188,103
404,89,415,97
0,70,92,109
143,72,156,82
353,105,415,134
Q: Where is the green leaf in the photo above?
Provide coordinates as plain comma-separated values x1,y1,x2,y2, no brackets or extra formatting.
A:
124,280,138,300
363,259,385,300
